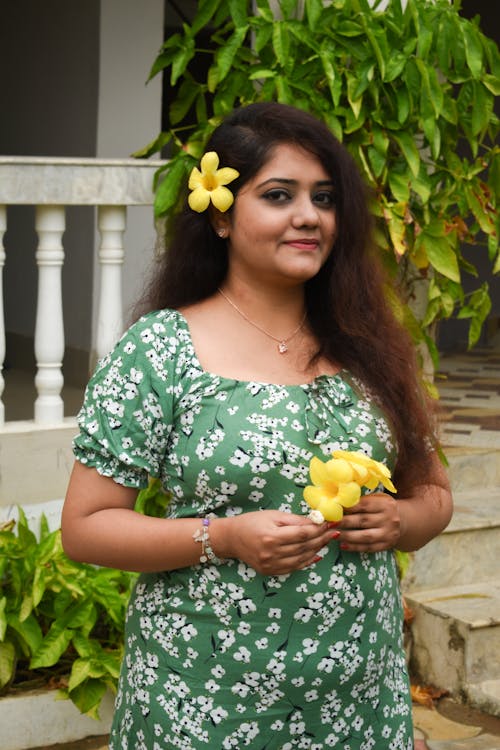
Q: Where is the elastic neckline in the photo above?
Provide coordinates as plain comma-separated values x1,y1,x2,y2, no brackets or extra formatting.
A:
170,309,350,389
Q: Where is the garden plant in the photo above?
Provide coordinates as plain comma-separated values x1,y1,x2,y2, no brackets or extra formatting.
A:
138,0,499,365
0,481,168,717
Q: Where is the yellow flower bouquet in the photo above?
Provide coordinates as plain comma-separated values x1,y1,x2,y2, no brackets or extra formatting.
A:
304,450,396,523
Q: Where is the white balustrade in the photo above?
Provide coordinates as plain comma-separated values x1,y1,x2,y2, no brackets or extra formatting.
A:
0,156,164,432
0,206,6,426
34,206,66,424
96,206,127,360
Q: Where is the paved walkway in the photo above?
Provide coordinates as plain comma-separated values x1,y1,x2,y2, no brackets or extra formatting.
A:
437,348,500,449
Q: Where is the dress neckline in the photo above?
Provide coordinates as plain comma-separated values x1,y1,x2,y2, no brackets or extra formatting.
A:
170,309,350,390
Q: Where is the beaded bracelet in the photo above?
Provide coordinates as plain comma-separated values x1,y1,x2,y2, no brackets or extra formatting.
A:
192,514,224,564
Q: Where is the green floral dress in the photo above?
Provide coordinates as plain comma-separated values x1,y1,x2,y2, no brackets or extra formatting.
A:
73,309,413,750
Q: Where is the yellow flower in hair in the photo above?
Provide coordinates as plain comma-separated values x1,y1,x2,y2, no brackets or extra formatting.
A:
304,451,396,523
188,151,239,213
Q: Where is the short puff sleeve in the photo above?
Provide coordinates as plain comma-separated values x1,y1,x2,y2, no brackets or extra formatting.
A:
73,316,175,488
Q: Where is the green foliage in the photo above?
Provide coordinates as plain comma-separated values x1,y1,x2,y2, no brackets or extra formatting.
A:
0,509,133,718
140,0,499,352
0,483,169,717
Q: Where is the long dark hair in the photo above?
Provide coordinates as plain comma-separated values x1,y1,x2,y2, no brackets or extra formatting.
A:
138,102,436,492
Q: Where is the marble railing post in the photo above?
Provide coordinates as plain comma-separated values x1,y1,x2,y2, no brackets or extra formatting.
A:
0,206,5,426
96,205,126,359
34,205,65,424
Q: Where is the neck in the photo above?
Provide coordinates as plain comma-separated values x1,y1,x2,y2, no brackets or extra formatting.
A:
220,275,306,320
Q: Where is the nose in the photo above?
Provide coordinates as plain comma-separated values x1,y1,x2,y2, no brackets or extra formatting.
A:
291,195,320,227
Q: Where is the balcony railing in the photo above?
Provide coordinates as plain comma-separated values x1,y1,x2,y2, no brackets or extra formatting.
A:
0,156,164,429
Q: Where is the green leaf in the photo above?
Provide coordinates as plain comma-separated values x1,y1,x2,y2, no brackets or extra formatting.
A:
395,86,410,125
0,642,15,689
483,74,500,97
319,50,341,107
227,0,248,28
464,183,497,235
347,73,363,120
147,45,180,83
30,626,73,669
169,79,200,126
0,596,6,640
248,68,276,80
254,22,273,53
7,613,43,655
215,25,248,83
272,21,290,67
389,171,410,203
279,0,299,19
131,132,171,159
32,566,48,608
305,0,323,30
461,22,484,79
417,233,460,283
191,0,224,36
471,82,494,137
456,285,492,348
356,15,387,80
170,33,195,87
69,678,107,719
68,658,93,692
367,146,386,179
154,158,190,217
393,132,420,177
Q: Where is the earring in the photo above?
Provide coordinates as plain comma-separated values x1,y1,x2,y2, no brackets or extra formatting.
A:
216,228,227,238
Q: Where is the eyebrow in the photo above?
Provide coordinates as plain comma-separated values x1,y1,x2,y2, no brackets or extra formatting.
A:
256,178,335,188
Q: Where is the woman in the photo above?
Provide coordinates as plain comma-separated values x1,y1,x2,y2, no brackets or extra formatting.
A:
62,102,452,749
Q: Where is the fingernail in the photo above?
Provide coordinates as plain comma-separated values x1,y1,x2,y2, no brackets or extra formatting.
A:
312,555,322,563
340,543,349,550
330,531,340,540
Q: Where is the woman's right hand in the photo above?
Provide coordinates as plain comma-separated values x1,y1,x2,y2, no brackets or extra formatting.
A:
213,510,339,575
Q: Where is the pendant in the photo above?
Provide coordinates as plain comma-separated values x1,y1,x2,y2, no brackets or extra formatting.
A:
278,341,288,354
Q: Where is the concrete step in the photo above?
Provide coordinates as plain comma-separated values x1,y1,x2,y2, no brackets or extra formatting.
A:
406,581,500,717
403,487,500,591
444,447,500,492
466,681,500,723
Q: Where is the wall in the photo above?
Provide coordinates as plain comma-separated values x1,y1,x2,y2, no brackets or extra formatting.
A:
94,0,163,338
0,0,164,383
0,0,100,366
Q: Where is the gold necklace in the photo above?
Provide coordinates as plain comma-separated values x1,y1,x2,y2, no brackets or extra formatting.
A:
218,288,306,354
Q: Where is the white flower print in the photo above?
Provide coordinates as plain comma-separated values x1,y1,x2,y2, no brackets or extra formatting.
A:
75,310,409,750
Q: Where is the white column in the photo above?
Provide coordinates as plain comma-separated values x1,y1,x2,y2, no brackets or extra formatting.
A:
34,205,65,424
0,206,6,426
96,205,126,359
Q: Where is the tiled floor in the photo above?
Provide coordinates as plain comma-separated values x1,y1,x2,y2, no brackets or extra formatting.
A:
436,348,500,449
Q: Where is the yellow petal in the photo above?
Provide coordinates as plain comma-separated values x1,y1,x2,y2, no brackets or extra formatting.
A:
303,485,327,509
188,187,211,213
309,457,329,486
332,450,372,467
200,151,219,173
351,464,369,484
188,166,203,190
317,498,344,522
325,458,354,484
337,482,361,508
381,476,397,493
210,185,235,212
215,167,239,185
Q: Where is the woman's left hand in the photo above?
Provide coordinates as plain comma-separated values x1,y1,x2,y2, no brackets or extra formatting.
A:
337,493,400,552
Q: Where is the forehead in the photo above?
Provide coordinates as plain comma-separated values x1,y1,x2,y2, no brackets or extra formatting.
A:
253,143,332,183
